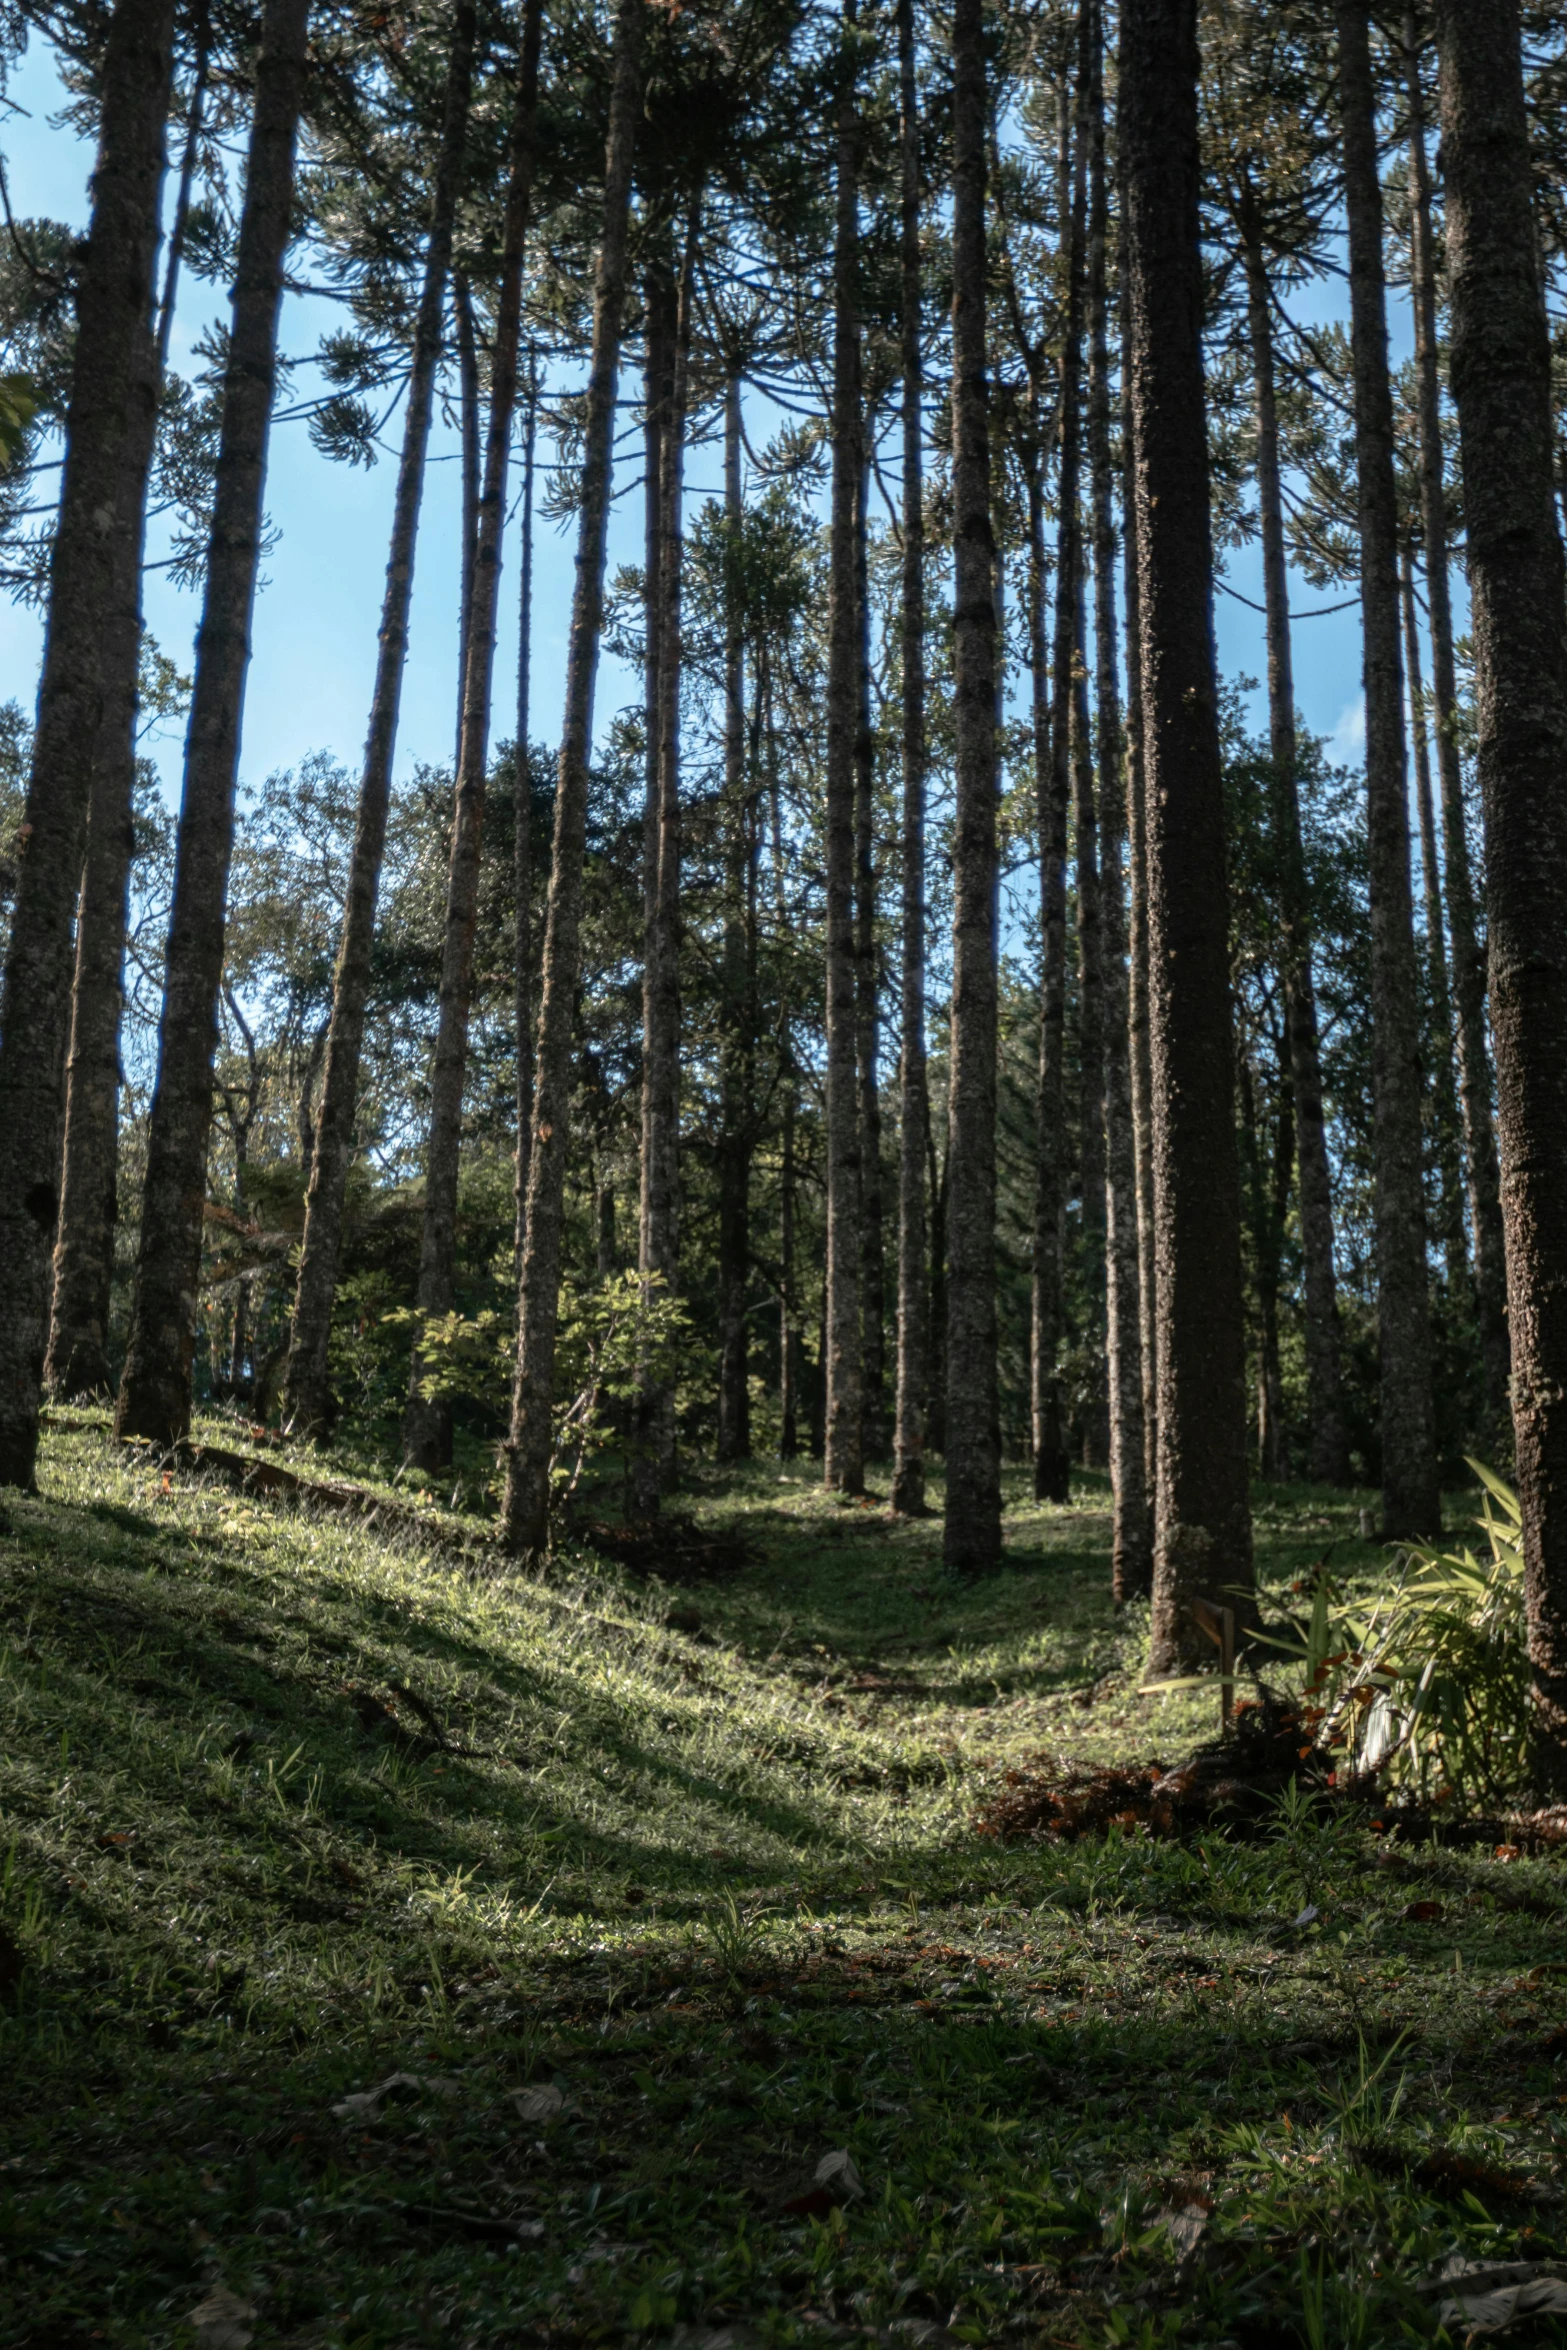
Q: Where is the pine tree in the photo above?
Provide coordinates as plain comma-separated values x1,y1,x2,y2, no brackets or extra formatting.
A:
1336,0,1440,1539
1121,0,1253,1671
283,0,478,1441
403,0,543,1474
501,0,646,1556
891,0,929,1520
116,0,310,1448
1432,0,1567,1788
1404,8,1510,1419
0,0,176,1484
944,0,1002,1574
823,0,866,1497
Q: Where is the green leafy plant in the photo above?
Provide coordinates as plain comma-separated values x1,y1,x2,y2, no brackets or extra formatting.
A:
395,1273,693,1506
1259,1462,1529,1801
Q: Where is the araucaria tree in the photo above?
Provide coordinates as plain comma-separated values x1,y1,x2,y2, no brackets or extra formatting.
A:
1121,0,1252,1670
116,0,310,1448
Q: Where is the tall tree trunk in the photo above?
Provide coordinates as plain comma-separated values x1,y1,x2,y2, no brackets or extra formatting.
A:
1088,0,1150,1597
453,273,479,774
513,350,538,1272
501,0,645,1555
772,700,800,1462
823,0,864,1496
944,0,1000,1574
1032,24,1087,1510
855,448,887,1463
0,0,175,1485
1337,0,1440,1539
1072,554,1107,1467
1400,536,1468,1294
1239,212,1350,1484
1405,11,1510,1416
1240,1047,1289,1478
48,6,211,1404
891,0,928,1518
1122,331,1158,1513
1432,0,1567,1789
402,0,542,1474
115,0,309,1449
717,368,752,1463
1122,0,1253,1674
629,220,695,1517
283,0,476,1439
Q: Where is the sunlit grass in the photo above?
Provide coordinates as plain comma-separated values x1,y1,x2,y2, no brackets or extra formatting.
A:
1,1425,1560,2346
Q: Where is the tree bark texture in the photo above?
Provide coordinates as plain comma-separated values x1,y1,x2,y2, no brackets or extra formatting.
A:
48,8,213,1405
944,0,1001,1574
855,451,886,1462
403,0,542,1474
1120,264,1158,1515
1121,0,1253,1671
1406,16,1510,1415
1401,538,1468,1295
1031,33,1087,1511
1433,0,1567,1787
1239,220,1350,1486
0,0,175,1484
283,0,476,1440
44,529,143,1402
891,0,928,1519
115,0,308,1449
1088,3,1149,1599
823,0,864,1496
717,368,752,1464
629,226,693,1516
513,353,538,1273
453,273,479,775
501,0,644,1555
1337,0,1440,1539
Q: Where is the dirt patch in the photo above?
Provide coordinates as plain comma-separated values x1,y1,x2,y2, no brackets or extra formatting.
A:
576,1514,757,1581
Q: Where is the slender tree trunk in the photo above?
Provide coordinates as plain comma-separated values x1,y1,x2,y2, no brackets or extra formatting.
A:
717,368,752,1463
855,450,886,1463
283,0,476,1439
773,704,800,1462
944,0,1001,1574
891,0,928,1518
629,219,695,1516
1400,537,1467,1293
1087,1,1150,1597
1432,0,1567,1788
926,1106,947,1455
1122,326,1158,1513
48,8,213,1404
1122,0,1253,1673
1405,12,1510,1416
1032,28,1087,1509
1337,0,1440,1539
453,274,479,774
154,3,210,376
1240,1049,1289,1478
115,0,309,1449
823,0,864,1496
1072,555,1107,1466
1239,216,1350,1485
0,0,175,1483
501,0,644,1555
513,352,538,1272
403,0,542,1473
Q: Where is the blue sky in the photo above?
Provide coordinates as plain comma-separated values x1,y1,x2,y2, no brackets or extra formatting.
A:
0,31,1385,814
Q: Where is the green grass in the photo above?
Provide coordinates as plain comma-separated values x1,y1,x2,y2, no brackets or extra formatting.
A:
3,1422,1566,2348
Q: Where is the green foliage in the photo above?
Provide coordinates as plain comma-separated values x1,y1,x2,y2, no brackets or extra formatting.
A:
1260,1463,1531,1801
0,368,37,465
398,1271,695,1500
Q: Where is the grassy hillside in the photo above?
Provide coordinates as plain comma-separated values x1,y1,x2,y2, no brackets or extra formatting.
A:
3,1421,1565,2347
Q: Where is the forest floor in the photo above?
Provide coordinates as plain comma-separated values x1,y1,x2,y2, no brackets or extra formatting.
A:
4,1416,1567,2349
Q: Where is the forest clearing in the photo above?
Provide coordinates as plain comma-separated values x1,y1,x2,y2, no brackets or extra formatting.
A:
5,1421,1567,2347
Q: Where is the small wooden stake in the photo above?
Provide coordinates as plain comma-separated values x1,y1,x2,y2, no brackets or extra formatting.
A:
1192,1597,1236,1735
